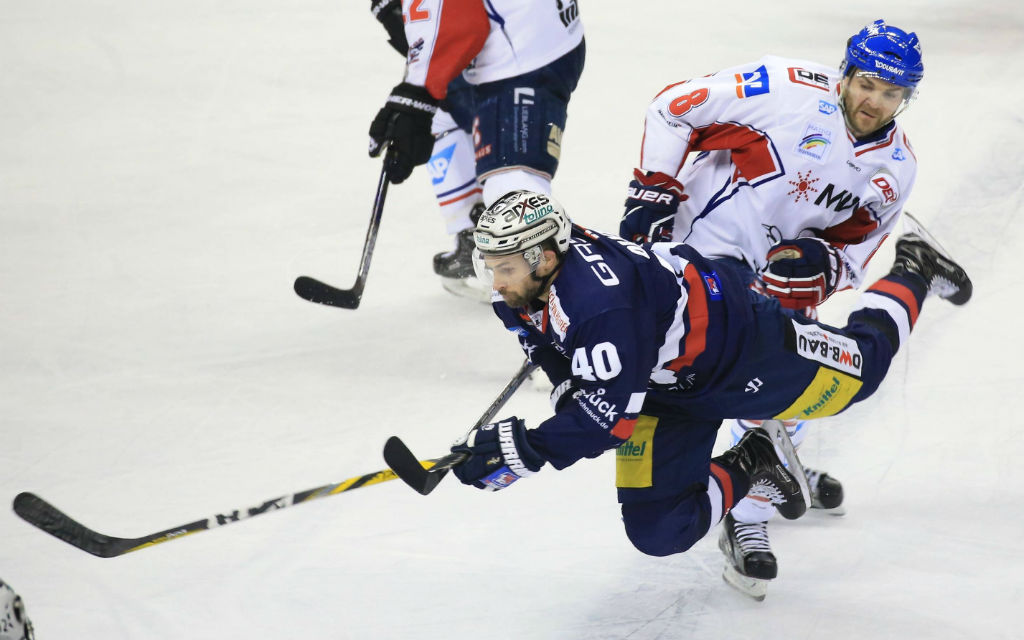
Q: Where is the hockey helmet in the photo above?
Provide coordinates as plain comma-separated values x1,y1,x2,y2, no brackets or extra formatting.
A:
841,20,923,93
472,190,572,295
474,190,571,259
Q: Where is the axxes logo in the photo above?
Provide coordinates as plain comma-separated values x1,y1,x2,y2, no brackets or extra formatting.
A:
427,143,456,185
735,65,770,98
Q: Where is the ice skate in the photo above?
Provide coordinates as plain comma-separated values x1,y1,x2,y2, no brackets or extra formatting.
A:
434,205,491,302
713,428,807,521
719,513,775,601
893,212,972,305
807,467,846,515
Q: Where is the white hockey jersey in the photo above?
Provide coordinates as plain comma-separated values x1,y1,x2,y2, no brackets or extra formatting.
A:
639,55,917,291
402,0,583,98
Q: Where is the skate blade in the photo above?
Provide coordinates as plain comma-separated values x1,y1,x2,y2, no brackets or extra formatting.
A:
812,503,847,516
760,420,811,518
722,565,768,601
440,276,492,303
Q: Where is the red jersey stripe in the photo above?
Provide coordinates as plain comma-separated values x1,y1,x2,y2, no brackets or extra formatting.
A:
869,279,921,326
667,265,708,371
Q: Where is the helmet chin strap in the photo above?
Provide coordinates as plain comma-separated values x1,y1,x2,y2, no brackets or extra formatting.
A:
529,251,563,293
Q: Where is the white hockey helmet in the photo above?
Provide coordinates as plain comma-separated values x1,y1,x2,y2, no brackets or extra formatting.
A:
473,190,572,262
0,581,33,640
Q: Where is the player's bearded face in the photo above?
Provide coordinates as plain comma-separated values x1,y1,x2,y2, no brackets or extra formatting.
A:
840,73,908,138
480,252,545,307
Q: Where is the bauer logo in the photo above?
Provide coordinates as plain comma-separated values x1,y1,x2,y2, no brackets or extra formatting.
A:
790,321,863,376
427,143,456,185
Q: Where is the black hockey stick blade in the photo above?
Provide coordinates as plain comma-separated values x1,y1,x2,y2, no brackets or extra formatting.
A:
383,359,539,495
293,275,364,309
13,459,428,558
383,437,466,496
294,155,391,310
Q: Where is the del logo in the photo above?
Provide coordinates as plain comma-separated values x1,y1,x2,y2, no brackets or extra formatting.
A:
788,67,830,91
734,65,770,99
818,100,837,115
790,321,863,376
795,122,833,162
870,170,900,206
701,271,723,299
427,143,456,185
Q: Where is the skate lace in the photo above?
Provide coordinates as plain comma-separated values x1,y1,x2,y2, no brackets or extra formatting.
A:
746,478,786,506
732,519,772,554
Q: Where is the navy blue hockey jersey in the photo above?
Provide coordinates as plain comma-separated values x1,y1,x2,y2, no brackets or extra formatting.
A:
492,227,755,470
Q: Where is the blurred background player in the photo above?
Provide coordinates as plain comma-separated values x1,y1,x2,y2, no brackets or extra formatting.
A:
368,0,585,299
445,191,969,586
618,19,924,593
0,580,33,640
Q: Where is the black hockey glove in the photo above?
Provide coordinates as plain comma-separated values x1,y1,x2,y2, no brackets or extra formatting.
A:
451,417,544,491
762,237,843,309
368,82,438,184
620,169,688,243
370,0,408,55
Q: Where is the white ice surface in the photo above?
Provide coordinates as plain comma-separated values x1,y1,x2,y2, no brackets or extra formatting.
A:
2,1,1022,638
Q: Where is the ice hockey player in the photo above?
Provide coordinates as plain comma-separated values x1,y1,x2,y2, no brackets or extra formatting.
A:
0,580,33,640
367,0,585,299
448,190,970,583
617,19,926,592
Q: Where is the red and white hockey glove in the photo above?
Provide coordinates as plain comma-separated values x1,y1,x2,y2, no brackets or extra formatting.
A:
762,237,843,309
619,169,688,243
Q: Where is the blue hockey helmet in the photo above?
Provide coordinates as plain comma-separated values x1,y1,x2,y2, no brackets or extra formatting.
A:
841,20,923,92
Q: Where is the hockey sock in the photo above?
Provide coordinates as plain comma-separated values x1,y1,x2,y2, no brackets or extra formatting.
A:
852,273,927,352
708,462,751,526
